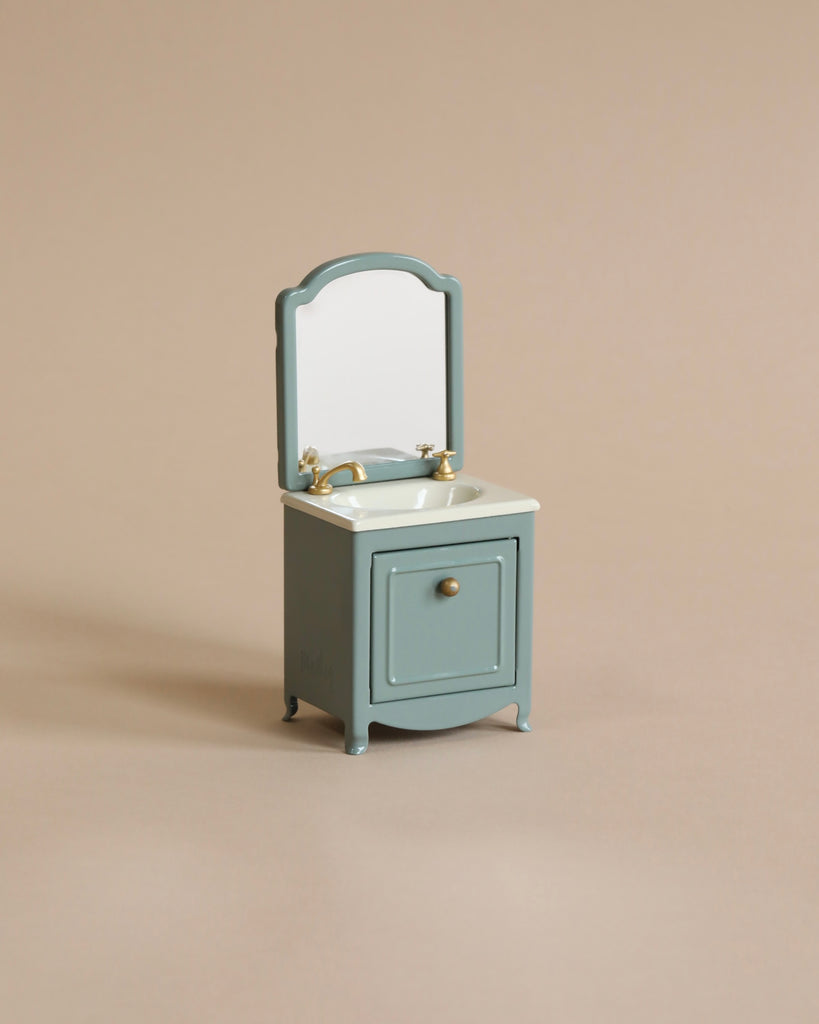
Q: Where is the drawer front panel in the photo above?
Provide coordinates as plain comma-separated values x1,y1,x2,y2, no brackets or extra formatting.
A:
371,539,517,703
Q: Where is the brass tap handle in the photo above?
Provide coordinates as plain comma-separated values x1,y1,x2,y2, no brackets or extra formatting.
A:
432,449,457,481
438,577,460,597
299,447,320,473
416,443,435,460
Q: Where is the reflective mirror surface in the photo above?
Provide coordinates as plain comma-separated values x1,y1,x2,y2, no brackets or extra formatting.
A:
295,269,447,468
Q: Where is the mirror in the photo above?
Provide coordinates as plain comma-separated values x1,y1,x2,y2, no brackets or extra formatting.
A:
296,270,446,468
277,253,464,491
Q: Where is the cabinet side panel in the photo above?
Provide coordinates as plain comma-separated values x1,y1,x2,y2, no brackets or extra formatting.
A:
283,508,354,719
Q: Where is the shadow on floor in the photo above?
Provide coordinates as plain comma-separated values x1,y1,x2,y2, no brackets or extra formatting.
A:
0,589,299,748
0,589,525,753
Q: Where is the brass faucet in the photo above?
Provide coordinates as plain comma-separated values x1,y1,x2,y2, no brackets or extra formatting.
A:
432,449,457,481
308,460,368,495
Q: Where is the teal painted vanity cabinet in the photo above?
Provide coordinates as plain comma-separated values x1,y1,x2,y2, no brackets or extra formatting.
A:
276,253,539,754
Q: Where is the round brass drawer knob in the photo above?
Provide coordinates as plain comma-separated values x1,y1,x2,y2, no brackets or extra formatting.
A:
438,577,460,597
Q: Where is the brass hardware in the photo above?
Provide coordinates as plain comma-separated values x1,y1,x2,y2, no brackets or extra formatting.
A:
438,577,460,597
298,447,320,474
416,443,435,460
308,460,368,495
432,449,457,481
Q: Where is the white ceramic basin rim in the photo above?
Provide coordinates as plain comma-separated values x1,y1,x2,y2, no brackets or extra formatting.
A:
281,473,540,532
328,480,481,511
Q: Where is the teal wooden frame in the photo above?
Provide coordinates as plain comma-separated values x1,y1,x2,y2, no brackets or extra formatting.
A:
276,252,464,491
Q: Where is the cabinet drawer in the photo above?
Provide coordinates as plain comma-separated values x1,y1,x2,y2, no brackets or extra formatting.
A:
370,539,517,703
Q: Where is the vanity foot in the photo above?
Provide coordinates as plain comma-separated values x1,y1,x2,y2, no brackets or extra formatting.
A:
282,695,299,722
344,726,369,755
516,705,532,732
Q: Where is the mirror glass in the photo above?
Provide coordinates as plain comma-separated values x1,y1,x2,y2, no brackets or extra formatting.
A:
296,269,447,468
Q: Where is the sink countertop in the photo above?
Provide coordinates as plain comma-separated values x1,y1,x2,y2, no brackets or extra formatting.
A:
281,473,540,532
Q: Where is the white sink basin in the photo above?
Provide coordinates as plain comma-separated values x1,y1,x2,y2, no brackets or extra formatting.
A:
282,473,539,532
328,479,481,511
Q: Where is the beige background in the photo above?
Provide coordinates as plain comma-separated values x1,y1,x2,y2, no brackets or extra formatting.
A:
1,2,817,1021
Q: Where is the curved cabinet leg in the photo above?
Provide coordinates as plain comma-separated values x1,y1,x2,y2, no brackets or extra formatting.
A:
282,694,298,722
516,702,532,732
344,721,369,755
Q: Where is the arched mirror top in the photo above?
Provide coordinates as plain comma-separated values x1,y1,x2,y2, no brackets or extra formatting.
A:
276,253,464,491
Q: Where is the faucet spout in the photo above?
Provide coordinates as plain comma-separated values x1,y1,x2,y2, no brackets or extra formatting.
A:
308,460,368,495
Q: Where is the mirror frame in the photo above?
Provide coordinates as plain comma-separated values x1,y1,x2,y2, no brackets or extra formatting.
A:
276,252,464,491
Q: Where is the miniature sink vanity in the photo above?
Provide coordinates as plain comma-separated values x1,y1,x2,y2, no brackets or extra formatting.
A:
276,253,539,753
